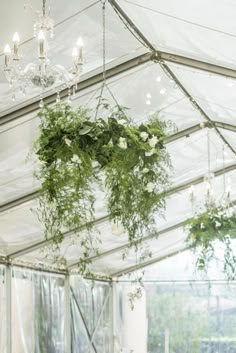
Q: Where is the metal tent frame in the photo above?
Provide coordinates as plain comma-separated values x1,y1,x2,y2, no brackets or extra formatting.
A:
1,0,236,278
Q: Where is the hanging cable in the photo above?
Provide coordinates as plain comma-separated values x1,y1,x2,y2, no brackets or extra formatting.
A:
94,1,107,120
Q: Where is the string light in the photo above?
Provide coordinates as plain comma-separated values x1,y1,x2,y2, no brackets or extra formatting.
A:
160,88,166,95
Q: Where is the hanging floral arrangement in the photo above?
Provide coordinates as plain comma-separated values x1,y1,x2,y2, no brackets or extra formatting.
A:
34,102,172,274
187,203,236,280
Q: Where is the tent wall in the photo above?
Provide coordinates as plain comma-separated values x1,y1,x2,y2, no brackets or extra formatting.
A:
0,265,113,353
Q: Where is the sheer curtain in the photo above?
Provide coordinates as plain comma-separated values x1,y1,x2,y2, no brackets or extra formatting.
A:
12,267,65,353
70,276,112,353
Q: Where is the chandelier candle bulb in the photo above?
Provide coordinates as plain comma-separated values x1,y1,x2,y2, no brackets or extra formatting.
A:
38,30,46,58
72,47,79,59
76,37,83,62
4,44,11,67
12,32,20,57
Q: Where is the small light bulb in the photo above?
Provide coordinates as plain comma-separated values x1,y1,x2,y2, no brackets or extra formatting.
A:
72,47,78,58
160,88,166,95
146,92,152,99
4,44,11,55
13,32,20,43
227,177,231,184
146,99,151,105
38,30,45,41
189,185,195,194
227,80,234,87
76,37,83,47
156,76,161,82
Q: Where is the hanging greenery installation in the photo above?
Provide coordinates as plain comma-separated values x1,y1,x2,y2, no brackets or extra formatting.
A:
34,102,171,274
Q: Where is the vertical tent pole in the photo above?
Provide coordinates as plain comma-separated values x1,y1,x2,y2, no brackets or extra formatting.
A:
6,264,12,353
65,274,71,353
110,283,115,353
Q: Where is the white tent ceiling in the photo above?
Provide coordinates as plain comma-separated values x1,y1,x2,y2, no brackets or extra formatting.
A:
1,0,236,277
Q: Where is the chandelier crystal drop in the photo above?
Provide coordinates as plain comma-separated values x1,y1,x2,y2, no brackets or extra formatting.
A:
3,0,84,100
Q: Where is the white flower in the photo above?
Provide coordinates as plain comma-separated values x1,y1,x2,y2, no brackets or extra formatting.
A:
65,137,72,147
108,139,114,147
143,168,149,174
118,119,127,126
148,135,158,148
145,149,156,157
118,137,127,149
71,154,82,164
140,131,149,141
48,201,57,209
215,220,221,228
92,161,100,168
200,223,205,230
145,182,155,193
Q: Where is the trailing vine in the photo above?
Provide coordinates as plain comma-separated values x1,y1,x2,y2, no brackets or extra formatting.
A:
187,205,236,280
35,102,171,274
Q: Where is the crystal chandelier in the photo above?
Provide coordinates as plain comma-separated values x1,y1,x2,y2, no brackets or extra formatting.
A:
3,0,84,102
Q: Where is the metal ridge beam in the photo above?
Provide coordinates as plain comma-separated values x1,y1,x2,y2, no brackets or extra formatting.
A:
111,246,188,278
0,123,204,214
160,52,236,79
166,162,236,197
68,218,189,270
0,190,40,213
1,120,236,214
7,162,236,260
7,215,110,259
68,162,236,269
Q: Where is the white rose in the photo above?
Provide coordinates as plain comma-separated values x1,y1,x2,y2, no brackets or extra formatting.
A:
145,149,156,157
215,221,221,228
71,154,82,164
118,119,127,126
140,131,149,141
148,135,158,148
200,223,205,230
118,137,127,149
92,161,100,168
65,137,72,147
145,182,155,193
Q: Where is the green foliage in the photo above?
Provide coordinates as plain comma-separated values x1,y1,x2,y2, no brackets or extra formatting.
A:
35,103,171,273
187,206,236,279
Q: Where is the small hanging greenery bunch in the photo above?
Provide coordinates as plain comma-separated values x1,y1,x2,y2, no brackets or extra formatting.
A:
187,204,236,279
35,101,171,273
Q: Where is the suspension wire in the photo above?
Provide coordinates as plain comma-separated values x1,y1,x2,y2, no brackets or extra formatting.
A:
94,0,107,120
